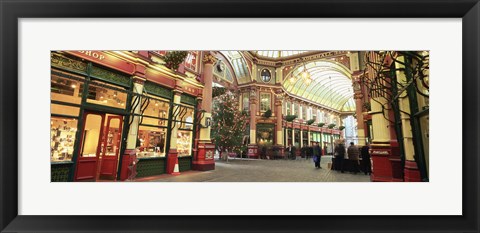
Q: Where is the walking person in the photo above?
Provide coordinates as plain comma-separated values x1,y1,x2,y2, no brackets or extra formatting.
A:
361,142,372,175
347,142,360,174
313,141,322,169
334,140,346,173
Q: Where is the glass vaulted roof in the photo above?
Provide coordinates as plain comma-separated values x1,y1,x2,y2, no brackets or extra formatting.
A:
255,51,308,59
219,51,250,84
283,60,356,112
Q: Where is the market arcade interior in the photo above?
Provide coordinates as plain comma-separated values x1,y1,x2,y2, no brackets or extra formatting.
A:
50,50,429,182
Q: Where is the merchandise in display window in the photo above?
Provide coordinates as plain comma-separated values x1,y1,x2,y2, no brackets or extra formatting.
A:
51,70,84,104
177,130,193,156
50,117,78,162
136,96,170,158
137,127,167,158
86,80,128,109
179,107,194,130
141,97,170,128
51,104,80,117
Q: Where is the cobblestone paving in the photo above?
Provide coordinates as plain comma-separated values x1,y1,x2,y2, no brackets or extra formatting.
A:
147,156,371,182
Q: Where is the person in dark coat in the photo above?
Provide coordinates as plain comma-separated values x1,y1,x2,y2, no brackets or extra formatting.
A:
286,144,296,160
334,141,346,173
347,142,360,174
261,146,267,159
313,141,322,168
361,142,372,175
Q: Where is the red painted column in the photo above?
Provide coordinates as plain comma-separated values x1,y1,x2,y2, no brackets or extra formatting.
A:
193,53,216,171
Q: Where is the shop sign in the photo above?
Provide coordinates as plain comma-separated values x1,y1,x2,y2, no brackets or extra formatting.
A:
183,85,198,96
67,51,135,75
184,51,198,72
78,50,105,60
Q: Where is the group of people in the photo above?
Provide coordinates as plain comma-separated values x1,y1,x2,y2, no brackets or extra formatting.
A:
286,142,323,168
333,140,372,175
285,140,373,175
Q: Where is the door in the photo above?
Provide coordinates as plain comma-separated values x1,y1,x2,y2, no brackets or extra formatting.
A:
74,112,105,181
99,115,123,178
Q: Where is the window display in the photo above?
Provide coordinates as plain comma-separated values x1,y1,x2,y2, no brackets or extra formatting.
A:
177,130,192,156
137,127,167,158
50,117,78,162
51,70,84,104
86,80,127,109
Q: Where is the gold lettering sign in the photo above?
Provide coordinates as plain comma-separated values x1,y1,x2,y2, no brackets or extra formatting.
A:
78,51,105,60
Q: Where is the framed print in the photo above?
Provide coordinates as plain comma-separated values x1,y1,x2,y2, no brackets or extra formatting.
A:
1,0,479,232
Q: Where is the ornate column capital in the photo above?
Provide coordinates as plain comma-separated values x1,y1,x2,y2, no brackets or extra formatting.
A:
275,99,283,106
203,54,218,64
173,85,183,96
132,75,146,85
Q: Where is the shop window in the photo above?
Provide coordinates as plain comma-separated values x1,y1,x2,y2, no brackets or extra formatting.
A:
51,104,80,117
257,123,274,147
302,131,308,146
178,107,194,130
260,93,271,112
51,71,84,104
177,130,193,156
294,129,300,148
137,126,167,158
50,117,78,162
86,80,127,109
174,104,195,156
141,96,170,127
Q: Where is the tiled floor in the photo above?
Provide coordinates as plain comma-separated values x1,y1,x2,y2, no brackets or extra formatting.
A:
144,156,371,182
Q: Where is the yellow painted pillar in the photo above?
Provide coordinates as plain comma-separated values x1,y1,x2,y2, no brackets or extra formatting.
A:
169,90,182,151
126,76,145,149
394,56,415,162
300,128,303,148
370,97,391,146
275,97,283,145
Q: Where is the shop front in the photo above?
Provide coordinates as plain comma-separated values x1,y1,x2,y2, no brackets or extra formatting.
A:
50,52,131,181
50,51,202,182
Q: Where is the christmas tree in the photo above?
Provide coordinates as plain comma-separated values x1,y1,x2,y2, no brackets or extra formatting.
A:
211,90,248,159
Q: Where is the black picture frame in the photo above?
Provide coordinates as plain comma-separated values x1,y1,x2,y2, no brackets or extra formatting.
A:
1,0,478,232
